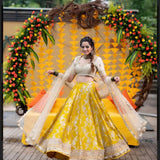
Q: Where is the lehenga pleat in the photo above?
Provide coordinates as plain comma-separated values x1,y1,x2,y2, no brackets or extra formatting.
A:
36,82,130,160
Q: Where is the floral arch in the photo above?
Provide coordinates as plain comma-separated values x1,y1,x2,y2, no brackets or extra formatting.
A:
3,1,157,115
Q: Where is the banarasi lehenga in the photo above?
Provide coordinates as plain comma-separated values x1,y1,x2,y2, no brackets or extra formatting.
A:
18,55,147,160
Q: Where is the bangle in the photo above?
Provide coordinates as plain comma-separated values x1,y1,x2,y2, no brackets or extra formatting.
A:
111,77,115,82
52,71,59,76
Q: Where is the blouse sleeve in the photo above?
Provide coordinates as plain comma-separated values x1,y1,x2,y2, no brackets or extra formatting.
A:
95,57,112,85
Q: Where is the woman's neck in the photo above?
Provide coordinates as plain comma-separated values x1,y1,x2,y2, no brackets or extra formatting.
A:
83,53,92,59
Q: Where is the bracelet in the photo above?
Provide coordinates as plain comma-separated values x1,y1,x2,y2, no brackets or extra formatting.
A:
111,77,115,82
52,71,59,76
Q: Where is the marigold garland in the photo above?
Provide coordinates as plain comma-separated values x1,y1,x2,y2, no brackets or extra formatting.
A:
3,10,55,114
101,5,157,79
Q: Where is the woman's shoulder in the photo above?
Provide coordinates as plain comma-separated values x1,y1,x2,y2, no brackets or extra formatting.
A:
93,55,103,63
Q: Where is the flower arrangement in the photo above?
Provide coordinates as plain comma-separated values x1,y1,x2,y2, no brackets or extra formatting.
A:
3,10,55,114
101,4,157,79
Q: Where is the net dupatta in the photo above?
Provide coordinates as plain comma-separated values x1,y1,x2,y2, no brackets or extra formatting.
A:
108,82,147,139
18,56,147,146
17,62,75,145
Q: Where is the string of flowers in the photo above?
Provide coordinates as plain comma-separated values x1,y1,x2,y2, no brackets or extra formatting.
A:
101,4,157,79
3,10,55,115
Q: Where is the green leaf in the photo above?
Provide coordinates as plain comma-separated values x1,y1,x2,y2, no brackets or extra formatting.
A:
42,28,55,45
23,89,31,98
30,58,35,69
125,50,138,68
28,47,39,63
17,89,25,105
42,29,48,45
117,28,123,44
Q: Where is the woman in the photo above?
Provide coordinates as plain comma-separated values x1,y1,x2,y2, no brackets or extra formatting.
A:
19,36,146,160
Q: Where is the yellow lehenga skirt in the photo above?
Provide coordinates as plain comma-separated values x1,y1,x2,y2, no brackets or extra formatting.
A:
33,82,130,160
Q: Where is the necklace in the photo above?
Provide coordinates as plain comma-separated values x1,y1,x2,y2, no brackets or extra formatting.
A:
83,55,91,59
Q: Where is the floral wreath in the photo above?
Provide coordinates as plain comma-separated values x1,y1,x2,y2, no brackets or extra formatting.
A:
3,10,55,115
3,4,157,115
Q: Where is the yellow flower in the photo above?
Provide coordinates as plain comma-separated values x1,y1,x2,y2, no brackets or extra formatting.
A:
40,9,43,12
18,78,21,80
154,52,156,54
31,25,34,27
107,14,110,17
34,33,37,36
119,18,122,21
113,14,116,17
27,36,30,39
132,29,135,32
135,36,138,39
132,14,134,17
124,13,126,16
111,21,114,23
27,28,30,31
20,40,23,42
118,6,121,8
8,48,11,51
102,16,106,19
20,59,22,62
9,85,12,87
7,56,9,59
12,59,15,62
122,31,125,35
131,21,134,23
148,40,151,43
16,53,18,56
28,18,31,20
27,44,30,47
31,15,34,18
151,37,154,39
134,26,137,29
4,82,7,85
16,36,18,39
129,31,132,34
105,20,109,24
12,78,15,81
25,52,28,56
46,14,48,17
16,103,19,106
5,75,8,78
155,69,157,72
142,38,145,42
24,22,26,25
143,52,146,55
151,56,153,58
20,84,23,87
40,29,42,31
154,44,157,47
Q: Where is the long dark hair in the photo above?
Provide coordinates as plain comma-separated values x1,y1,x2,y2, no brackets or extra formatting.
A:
80,36,95,72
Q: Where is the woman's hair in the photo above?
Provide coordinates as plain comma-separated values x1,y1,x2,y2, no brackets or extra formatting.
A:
80,36,95,72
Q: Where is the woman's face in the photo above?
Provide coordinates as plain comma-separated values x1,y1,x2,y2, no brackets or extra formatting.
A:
81,41,93,56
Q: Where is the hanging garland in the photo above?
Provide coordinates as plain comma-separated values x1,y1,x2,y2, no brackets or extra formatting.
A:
3,10,55,115
101,4,157,80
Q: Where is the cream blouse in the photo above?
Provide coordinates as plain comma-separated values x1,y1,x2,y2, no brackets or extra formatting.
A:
71,55,112,84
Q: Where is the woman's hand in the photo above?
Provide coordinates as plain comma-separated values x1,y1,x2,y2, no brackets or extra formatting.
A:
47,70,54,75
114,76,120,83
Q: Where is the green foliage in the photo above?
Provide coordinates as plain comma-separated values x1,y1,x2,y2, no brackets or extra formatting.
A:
141,61,152,78
141,24,153,37
108,2,118,14
125,50,139,68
